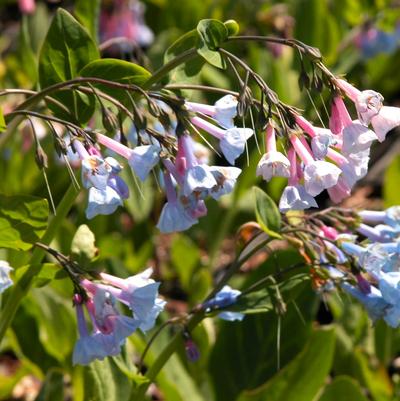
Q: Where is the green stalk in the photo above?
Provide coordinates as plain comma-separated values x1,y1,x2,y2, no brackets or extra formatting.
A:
0,184,78,343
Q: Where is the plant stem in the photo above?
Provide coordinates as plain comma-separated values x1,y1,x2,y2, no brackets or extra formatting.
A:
0,184,78,343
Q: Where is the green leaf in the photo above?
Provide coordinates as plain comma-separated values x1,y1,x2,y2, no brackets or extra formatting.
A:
15,263,67,288
82,358,133,401
164,30,204,83
28,287,76,362
197,19,228,50
38,8,99,123
0,194,48,250
75,0,101,42
80,58,152,106
171,235,200,291
317,376,368,401
197,46,226,69
238,327,336,401
35,370,64,401
71,224,97,265
0,107,6,132
253,187,281,238
209,277,317,401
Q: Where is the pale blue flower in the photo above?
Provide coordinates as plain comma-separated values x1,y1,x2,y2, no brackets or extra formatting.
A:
156,201,198,233
0,261,13,293
341,282,388,322
86,187,123,219
214,95,238,128
128,144,160,181
304,161,341,197
341,121,377,156
384,206,400,229
183,165,217,196
311,130,336,159
256,151,291,181
219,128,253,165
203,285,245,321
279,185,318,212
208,166,241,200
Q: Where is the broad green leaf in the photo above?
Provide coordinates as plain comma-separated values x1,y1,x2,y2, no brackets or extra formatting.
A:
82,358,133,401
209,280,317,401
35,370,64,401
80,58,152,106
0,194,48,250
196,19,228,50
253,187,281,238
28,287,76,362
38,8,99,122
75,0,101,42
15,263,67,288
71,224,97,265
171,234,200,290
238,327,336,401
317,376,368,401
0,106,5,132
164,30,204,83
196,19,227,69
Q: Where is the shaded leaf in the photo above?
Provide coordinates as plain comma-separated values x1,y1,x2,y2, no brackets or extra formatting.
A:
75,0,101,42
317,376,368,401
35,370,64,401
253,187,281,238
0,194,48,251
38,8,99,123
71,224,97,265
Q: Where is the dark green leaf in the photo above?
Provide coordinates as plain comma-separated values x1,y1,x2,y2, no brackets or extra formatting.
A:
164,30,204,82
75,0,101,42
238,328,336,401
253,187,281,238
317,376,368,401
0,194,48,250
80,58,152,107
196,19,228,50
28,287,76,362
15,263,67,288
38,8,99,123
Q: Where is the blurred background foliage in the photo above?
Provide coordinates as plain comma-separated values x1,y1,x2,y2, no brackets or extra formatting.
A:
1,0,400,400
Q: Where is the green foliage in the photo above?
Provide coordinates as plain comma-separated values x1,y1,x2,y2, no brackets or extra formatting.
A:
0,107,5,132
238,327,336,401
253,187,281,238
71,225,97,266
0,194,48,250
317,376,369,401
38,8,99,122
75,0,101,42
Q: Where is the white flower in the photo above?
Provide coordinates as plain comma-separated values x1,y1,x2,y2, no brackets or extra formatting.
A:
304,161,341,197
219,128,253,165
279,185,318,212
214,95,238,128
355,90,383,126
256,151,291,181
341,120,377,156
371,106,400,142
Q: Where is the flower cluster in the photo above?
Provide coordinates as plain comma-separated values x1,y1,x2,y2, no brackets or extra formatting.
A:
73,267,165,365
69,94,251,233
256,80,400,212
303,205,400,328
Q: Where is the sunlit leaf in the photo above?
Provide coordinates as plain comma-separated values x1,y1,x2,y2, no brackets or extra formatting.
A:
253,187,281,238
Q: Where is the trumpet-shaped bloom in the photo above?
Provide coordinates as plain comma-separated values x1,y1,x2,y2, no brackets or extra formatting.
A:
371,106,400,142
183,165,217,196
214,95,238,128
208,166,242,199
311,130,336,159
219,128,254,165
157,200,198,233
86,187,123,219
341,121,377,155
355,90,383,125
279,184,318,212
304,161,341,197
256,151,291,181
128,144,160,181
0,261,13,293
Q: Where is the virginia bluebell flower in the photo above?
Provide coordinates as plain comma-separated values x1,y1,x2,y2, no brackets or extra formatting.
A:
0,261,13,293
